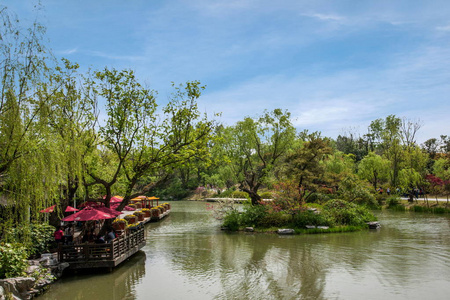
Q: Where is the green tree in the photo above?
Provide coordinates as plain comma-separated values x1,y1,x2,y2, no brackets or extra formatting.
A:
223,109,296,205
282,132,333,203
0,6,70,227
84,70,215,212
357,152,390,191
398,168,423,203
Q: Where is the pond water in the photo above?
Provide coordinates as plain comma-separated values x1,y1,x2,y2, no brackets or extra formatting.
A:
40,201,450,300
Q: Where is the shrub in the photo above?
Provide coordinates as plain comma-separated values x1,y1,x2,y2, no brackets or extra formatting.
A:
239,204,268,227
374,194,387,206
4,223,54,257
28,223,55,256
231,191,249,199
292,211,333,228
0,243,28,278
323,199,376,227
222,210,240,231
257,212,291,228
385,196,401,208
259,192,273,199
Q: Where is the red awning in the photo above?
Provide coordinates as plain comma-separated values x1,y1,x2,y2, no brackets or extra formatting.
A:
95,206,121,216
62,207,117,222
78,201,104,208
39,205,56,213
65,206,79,212
110,196,123,203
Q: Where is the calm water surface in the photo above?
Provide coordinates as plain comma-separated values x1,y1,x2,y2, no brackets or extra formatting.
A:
40,201,450,300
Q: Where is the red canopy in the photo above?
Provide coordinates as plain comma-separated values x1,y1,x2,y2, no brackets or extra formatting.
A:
40,205,56,213
78,201,104,208
95,206,121,217
110,196,123,203
111,203,136,211
65,206,79,212
61,207,117,222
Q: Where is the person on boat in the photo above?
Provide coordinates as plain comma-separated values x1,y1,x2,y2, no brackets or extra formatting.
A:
105,227,116,243
64,224,74,245
82,229,96,243
54,227,64,244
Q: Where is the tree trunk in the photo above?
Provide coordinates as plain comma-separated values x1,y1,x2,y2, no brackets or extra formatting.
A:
408,190,414,203
249,191,262,206
240,185,261,205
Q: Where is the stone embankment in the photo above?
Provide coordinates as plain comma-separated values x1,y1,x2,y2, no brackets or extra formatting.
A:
0,253,68,300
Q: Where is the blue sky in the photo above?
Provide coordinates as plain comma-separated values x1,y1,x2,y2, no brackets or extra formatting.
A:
4,0,450,143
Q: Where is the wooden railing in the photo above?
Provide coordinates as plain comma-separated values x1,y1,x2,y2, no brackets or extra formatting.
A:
59,226,145,263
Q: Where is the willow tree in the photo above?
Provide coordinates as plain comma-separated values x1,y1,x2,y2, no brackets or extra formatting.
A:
0,7,68,227
37,59,99,215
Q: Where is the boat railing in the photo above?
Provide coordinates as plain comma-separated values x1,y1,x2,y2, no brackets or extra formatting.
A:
58,226,145,262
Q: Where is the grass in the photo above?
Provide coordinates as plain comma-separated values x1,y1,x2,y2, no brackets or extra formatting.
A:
384,200,450,214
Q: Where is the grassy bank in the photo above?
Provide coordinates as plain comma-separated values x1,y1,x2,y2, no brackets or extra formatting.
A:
384,197,450,214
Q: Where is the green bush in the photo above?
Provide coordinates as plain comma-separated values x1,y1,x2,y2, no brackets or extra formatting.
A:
259,192,273,199
29,223,55,256
222,210,240,231
375,193,387,206
385,196,400,208
257,212,291,228
231,191,249,199
239,204,268,227
323,199,376,227
5,223,55,257
0,243,28,279
292,211,333,228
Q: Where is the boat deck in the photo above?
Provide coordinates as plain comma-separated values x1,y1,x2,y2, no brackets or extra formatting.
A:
58,226,145,270
58,209,170,270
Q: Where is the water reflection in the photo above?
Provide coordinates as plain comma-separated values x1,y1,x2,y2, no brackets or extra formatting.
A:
40,202,450,300
40,251,146,300
144,203,450,300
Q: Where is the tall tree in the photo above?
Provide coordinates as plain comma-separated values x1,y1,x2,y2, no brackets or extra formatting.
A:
83,70,215,211
357,152,390,191
282,132,332,203
224,109,296,205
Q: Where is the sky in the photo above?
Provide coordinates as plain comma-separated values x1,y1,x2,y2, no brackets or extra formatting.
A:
3,0,450,143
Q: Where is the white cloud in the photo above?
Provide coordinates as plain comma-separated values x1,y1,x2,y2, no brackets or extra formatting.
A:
199,42,450,143
57,48,78,55
302,13,345,22
85,50,146,62
436,25,450,31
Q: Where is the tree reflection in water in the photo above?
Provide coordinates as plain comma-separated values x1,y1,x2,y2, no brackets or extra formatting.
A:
144,203,450,300
40,251,146,300
40,202,450,300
